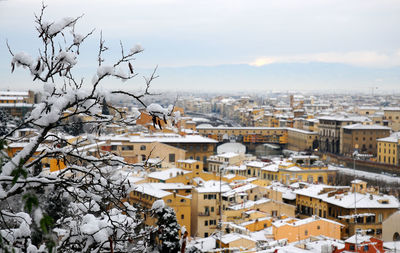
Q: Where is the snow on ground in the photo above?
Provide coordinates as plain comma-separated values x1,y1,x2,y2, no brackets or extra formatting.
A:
329,165,400,184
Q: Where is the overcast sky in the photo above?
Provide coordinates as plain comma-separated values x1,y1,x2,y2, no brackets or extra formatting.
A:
1,0,400,92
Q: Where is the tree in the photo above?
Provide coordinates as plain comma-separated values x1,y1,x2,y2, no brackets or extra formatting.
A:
1,3,178,252
0,110,18,137
102,98,110,115
62,116,84,136
151,200,181,253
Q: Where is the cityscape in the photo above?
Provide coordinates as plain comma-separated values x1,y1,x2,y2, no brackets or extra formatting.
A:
1,1,400,253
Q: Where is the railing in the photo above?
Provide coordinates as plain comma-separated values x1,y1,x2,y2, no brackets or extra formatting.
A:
198,211,210,216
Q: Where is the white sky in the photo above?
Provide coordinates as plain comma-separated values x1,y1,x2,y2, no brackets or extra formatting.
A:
1,0,399,91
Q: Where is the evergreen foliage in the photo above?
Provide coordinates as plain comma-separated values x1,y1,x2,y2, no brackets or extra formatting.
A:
102,98,110,115
152,200,181,253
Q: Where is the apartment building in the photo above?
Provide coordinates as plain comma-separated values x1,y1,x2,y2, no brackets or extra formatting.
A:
99,133,217,167
191,180,231,237
295,181,400,239
129,183,191,233
377,133,400,165
0,90,36,117
272,216,343,243
318,115,371,154
287,128,319,152
208,152,244,174
340,124,391,156
383,107,400,131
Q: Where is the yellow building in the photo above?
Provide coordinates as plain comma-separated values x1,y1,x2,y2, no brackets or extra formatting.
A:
129,183,191,234
383,107,400,131
340,124,390,156
377,133,400,165
287,128,319,152
223,157,336,186
191,180,231,237
0,90,35,117
147,168,192,184
357,106,380,116
208,152,244,174
176,159,203,176
272,216,343,243
241,217,273,232
99,134,217,167
218,233,257,252
196,126,288,145
224,198,296,223
295,181,400,239
100,138,186,166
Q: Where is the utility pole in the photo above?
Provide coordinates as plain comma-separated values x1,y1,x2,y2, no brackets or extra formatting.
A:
353,148,358,252
219,163,226,251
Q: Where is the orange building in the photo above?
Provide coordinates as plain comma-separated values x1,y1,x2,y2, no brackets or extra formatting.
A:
334,234,384,253
272,216,343,243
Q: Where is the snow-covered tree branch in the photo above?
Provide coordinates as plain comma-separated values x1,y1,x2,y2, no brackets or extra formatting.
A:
1,3,179,252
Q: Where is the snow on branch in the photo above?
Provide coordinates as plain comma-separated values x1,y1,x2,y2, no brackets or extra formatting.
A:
1,3,178,252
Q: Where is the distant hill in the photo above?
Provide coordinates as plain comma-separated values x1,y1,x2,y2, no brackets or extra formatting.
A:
149,62,400,92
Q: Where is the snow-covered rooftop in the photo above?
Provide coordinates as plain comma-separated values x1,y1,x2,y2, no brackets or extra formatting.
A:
147,168,191,181
134,183,172,198
318,115,371,122
220,233,256,244
294,184,400,209
0,91,30,96
217,152,239,158
196,180,231,193
342,123,390,130
99,133,218,143
272,216,343,228
222,183,258,198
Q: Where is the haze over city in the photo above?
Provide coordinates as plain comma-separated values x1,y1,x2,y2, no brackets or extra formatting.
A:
1,0,400,92
2,1,400,252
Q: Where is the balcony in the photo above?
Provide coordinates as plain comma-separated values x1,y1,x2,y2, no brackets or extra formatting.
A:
198,211,210,216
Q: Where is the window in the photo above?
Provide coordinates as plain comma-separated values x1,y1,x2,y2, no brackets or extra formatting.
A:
211,207,214,212
204,220,208,226
349,245,355,250
167,199,172,203
111,145,117,151
305,230,308,236
378,213,383,223
204,195,208,200
364,245,369,251
140,145,146,150
204,232,208,237
180,199,186,202
181,214,184,219
317,225,320,230
121,145,133,151
169,154,175,163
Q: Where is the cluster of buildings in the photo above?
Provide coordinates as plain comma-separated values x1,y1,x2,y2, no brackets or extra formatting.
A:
178,93,400,167
3,90,400,252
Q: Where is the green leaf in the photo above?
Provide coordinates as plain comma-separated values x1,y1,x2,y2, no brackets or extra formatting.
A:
40,214,54,234
46,240,56,253
10,160,28,185
23,193,38,212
